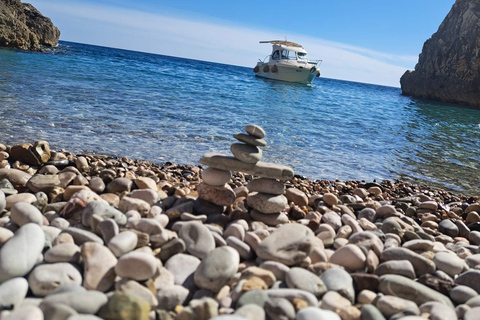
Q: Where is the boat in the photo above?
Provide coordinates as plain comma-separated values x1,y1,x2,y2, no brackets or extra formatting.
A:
253,40,321,84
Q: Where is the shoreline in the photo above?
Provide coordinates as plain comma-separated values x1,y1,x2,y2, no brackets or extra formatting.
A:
0,140,479,319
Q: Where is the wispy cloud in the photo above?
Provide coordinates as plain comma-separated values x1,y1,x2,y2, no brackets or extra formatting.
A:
31,0,417,87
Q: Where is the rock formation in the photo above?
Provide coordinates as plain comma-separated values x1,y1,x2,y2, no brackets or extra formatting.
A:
0,0,60,51
400,0,480,107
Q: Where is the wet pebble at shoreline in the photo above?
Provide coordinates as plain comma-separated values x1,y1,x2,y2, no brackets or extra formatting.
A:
0,125,479,320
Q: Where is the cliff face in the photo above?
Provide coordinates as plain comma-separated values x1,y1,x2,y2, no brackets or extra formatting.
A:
400,0,480,107
0,0,60,51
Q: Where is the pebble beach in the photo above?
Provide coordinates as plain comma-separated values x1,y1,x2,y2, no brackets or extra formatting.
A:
0,124,480,320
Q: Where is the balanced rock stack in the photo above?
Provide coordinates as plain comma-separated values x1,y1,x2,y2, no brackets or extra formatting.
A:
200,125,294,225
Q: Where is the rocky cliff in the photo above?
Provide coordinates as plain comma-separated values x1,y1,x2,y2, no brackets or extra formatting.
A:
400,0,480,107
0,0,60,51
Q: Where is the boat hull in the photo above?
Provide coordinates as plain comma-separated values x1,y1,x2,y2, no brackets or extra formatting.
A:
254,62,320,84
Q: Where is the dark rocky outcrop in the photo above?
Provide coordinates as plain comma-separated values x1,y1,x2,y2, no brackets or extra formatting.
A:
0,0,60,51
400,0,480,107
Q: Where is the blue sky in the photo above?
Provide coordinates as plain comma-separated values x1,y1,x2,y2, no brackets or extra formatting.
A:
28,0,454,87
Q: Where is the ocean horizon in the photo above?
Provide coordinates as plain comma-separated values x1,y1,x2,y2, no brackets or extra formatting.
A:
1,40,479,195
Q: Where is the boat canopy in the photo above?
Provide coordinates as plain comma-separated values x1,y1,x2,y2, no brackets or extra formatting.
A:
260,40,307,54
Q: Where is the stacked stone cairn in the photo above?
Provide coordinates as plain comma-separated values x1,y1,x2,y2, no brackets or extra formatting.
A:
199,124,294,226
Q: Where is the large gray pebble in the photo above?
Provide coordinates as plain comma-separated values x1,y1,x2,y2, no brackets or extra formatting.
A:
41,290,108,314
296,306,341,320
320,267,355,303
115,251,157,281
82,201,126,228
29,263,82,297
108,231,138,257
179,221,215,259
155,285,189,311
10,202,43,226
0,277,29,309
0,223,45,282
379,274,453,307
194,246,239,292
44,242,81,263
285,267,326,298
165,253,201,286
256,224,315,266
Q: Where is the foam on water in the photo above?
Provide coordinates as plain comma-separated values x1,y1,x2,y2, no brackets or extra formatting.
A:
1,41,480,194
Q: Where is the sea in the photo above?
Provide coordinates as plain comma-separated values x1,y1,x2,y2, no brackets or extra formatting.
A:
1,41,479,195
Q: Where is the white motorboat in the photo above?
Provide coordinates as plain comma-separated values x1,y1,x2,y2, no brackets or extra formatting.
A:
253,40,321,84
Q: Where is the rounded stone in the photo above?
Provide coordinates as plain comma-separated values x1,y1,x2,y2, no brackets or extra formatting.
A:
0,223,45,282
264,297,295,320
320,267,355,303
81,242,118,292
379,274,453,308
256,224,314,266
233,133,267,147
106,177,133,194
322,193,338,206
329,244,367,271
375,260,416,279
285,267,326,298
164,253,201,286
250,210,288,226
82,200,127,228
45,242,81,263
246,178,284,195
434,251,464,277
298,307,343,320
202,168,232,187
438,219,459,237
376,295,420,318
245,124,266,138
450,285,478,304
155,285,189,311
179,221,215,259
247,192,288,214
285,188,308,207
230,143,262,164
108,231,138,257
10,202,43,226
194,246,239,292
28,262,83,297
197,182,236,206
0,277,29,309
115,251,157,281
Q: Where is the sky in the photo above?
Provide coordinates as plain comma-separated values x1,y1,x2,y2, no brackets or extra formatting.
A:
27,0,455,87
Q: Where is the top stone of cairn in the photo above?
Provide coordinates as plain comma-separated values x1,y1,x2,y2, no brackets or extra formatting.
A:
245,124,266,139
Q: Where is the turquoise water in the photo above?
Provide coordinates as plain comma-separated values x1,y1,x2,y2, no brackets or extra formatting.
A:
1,41,479,194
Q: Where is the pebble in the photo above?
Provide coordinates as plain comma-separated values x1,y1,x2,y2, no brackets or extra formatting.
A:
164,252,200,287
255,224,314,266
115,251,157,281
246,192,288,214
320,267,355,303
296,307,341,320
0,223,45,282
247,178,285,195
380,247,436,276
329,244,366,271
194,246,239,292
108,231,138,257
28,262,83,297
378,274,454,307
0,277,29,309
230,143,262,164
285,267,326,298
434,251,464,277
375,260,416,279
81,242,118,292
202,167,232,186
245,124,266,138
178,221,216,259
376,295,420,318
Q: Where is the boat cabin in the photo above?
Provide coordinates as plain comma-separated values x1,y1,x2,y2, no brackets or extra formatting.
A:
268,44,309,63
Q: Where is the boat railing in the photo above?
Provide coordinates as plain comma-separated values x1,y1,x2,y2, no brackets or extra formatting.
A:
309,59,322,66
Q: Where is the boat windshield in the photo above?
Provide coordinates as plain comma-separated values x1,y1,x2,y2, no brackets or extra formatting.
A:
297,52,308,61
281,50,297,60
